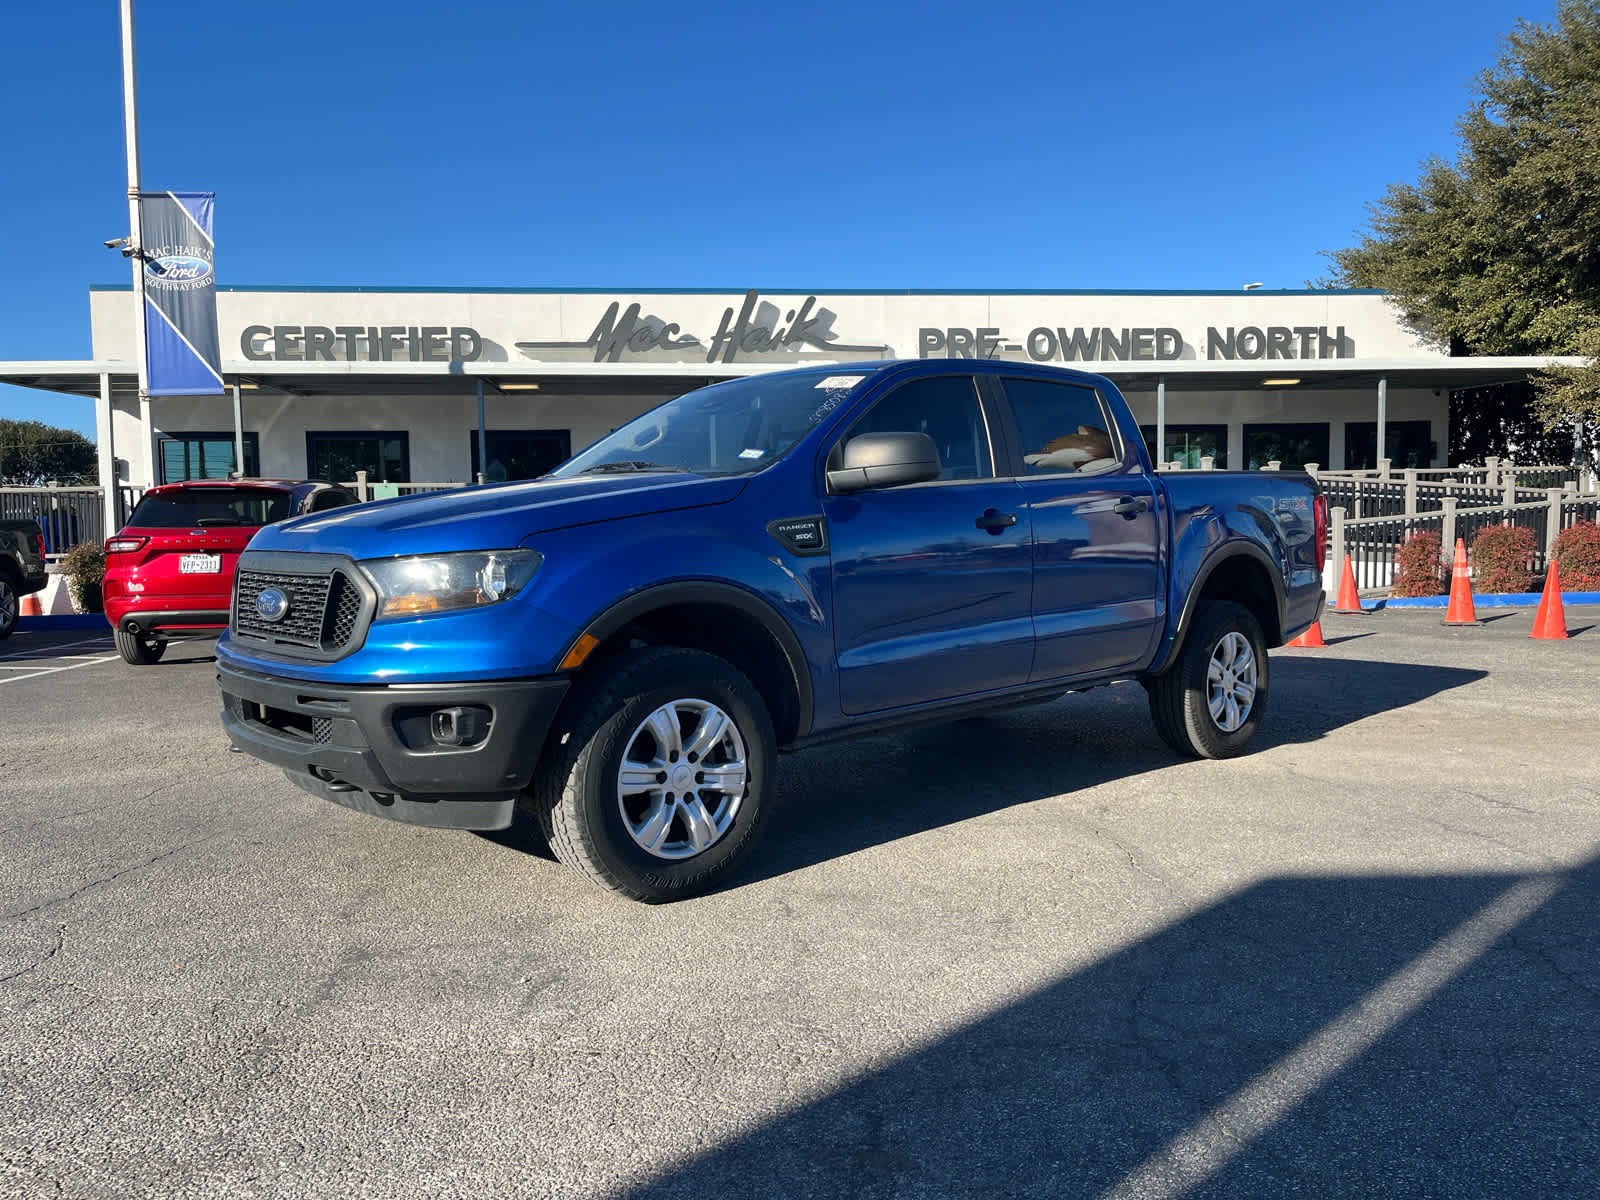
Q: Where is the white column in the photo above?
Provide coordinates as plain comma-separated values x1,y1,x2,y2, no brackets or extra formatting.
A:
1155,375,1166,469
232,381,245,475
97,372,119,529
1376,375,1388,470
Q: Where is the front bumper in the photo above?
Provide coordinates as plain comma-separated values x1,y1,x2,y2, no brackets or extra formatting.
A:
218,660,569,830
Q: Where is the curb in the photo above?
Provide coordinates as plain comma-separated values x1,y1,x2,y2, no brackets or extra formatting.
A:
16,614,112,630
1375,591,1600,610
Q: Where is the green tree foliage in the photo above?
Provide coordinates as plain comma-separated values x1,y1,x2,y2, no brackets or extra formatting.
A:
0,419,99,485
1326,1,1600,461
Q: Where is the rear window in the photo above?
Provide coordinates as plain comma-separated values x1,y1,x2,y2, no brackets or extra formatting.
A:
126,488,294,529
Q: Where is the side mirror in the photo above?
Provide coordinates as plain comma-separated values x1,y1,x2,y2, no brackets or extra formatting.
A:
827,431,942,493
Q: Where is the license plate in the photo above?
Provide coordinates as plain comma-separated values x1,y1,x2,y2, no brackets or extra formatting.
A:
179,553,222,574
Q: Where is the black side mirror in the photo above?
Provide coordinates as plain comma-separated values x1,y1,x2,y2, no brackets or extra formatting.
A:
827,431,942,493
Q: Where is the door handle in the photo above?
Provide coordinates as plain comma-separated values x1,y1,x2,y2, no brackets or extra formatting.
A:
1113,497,1151,519
975,509,1019,534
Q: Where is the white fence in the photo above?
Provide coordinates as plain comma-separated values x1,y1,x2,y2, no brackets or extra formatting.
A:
1311,460,1600,593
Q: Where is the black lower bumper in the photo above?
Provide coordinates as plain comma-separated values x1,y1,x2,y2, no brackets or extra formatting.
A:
217,661,569,830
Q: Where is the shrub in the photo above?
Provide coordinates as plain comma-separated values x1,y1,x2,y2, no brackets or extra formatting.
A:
1392,530,1445,597
1470,523,1537,593
1553,522,1600,590
57,541,105,613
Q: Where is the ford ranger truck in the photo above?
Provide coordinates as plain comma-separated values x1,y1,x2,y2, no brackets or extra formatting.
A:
217,360,1326,902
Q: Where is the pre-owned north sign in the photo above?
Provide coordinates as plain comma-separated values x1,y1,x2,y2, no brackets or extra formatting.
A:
917,325,1352,361
236,292,1354,365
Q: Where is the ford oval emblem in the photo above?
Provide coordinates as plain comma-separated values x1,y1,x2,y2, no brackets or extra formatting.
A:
255,587,290,623
146,254,212,283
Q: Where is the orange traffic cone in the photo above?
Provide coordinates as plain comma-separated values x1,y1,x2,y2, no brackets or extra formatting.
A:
1333,553,1364,613
1444,537,1481,626
1287,619,1326,648
1530,561,1568,641
19,594,42,618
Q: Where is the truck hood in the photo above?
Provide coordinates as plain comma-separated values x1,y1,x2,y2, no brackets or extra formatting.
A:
249,473,750,559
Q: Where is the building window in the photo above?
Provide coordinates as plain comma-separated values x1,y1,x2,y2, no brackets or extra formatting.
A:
158,432,260,483
469,430,572,482
306,432,410,484
1345,421,1434,470
1140,424,1228,469
1244,423,1329,471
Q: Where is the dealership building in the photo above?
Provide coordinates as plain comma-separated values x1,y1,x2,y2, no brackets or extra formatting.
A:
0,285,1577,516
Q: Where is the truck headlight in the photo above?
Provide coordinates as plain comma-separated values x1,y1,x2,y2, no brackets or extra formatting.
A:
361,550,543,619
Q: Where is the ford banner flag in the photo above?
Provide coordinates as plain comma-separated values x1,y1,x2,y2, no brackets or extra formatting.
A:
138,191,222,395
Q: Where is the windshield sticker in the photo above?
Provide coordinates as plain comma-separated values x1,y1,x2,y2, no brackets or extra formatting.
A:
815,375,866,390
739,448,766,460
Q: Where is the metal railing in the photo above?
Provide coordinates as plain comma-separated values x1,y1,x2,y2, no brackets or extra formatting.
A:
340,472,477,502
1331,492,1600,593
0,485,129,556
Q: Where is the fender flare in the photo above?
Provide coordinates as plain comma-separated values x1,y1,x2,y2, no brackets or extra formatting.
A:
561,579,815,739
1152,541,1285,676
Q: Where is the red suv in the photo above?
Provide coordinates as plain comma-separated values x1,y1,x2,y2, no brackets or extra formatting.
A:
103,479,358,664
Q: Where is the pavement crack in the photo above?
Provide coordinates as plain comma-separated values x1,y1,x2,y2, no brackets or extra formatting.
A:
0,922,66,984
3,835,213,920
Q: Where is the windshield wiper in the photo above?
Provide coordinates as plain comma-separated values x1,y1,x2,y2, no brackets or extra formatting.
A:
579,461,686,475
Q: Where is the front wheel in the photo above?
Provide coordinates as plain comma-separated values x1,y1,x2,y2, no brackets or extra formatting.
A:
526,646,776,903
1147,600,1268,759
114,628,167,665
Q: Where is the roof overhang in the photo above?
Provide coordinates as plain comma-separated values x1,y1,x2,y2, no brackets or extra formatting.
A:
1,354,1588,402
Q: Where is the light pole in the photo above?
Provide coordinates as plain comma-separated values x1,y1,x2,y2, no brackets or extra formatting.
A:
118,0,153,490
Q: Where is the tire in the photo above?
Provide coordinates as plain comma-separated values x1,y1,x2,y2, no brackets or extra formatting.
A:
114,627,167,665
526,646,776,903
0,574,17,640
1147,600,1268,759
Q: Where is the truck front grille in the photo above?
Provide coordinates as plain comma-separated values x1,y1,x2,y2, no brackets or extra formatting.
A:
232,555,371,659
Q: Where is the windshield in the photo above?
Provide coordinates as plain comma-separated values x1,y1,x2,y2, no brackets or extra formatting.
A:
550,369,879,479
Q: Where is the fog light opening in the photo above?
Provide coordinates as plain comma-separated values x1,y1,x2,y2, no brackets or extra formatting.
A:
429,705,490,748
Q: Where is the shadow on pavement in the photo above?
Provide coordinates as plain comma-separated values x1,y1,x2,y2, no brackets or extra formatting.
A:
624,854,1599,1199
740,656,1483,886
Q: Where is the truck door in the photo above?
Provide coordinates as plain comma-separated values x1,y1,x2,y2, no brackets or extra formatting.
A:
823,373,1033,715
991,375,1163,680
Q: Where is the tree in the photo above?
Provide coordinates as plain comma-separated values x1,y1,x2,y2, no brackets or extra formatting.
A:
1325,1,1600,464
0,419,99,485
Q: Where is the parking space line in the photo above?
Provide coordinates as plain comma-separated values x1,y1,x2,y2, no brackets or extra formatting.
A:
0,637,120,684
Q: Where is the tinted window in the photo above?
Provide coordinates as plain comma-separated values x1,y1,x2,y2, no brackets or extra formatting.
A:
471,430,572,481
158,432,260,483
1003,378,1120,475
307,432,410,483
126,488,292,528
307,489,357,513
845,376,992,481
1142,424,1228,469
1244,423,1329,471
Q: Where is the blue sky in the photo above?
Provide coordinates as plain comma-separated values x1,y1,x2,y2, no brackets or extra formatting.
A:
0,0,1558,438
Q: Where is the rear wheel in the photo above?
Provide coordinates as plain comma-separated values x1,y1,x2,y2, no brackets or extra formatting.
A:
114,628,167,665
1147,600,1267,759
526,646,776,903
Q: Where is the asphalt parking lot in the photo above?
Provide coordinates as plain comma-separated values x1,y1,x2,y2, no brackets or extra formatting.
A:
3,610,1598,1199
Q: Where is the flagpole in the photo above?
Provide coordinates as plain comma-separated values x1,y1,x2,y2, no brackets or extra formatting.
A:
119,0,154,488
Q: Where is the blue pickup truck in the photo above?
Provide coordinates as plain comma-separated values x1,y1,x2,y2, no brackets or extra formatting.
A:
217,360,1325,901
